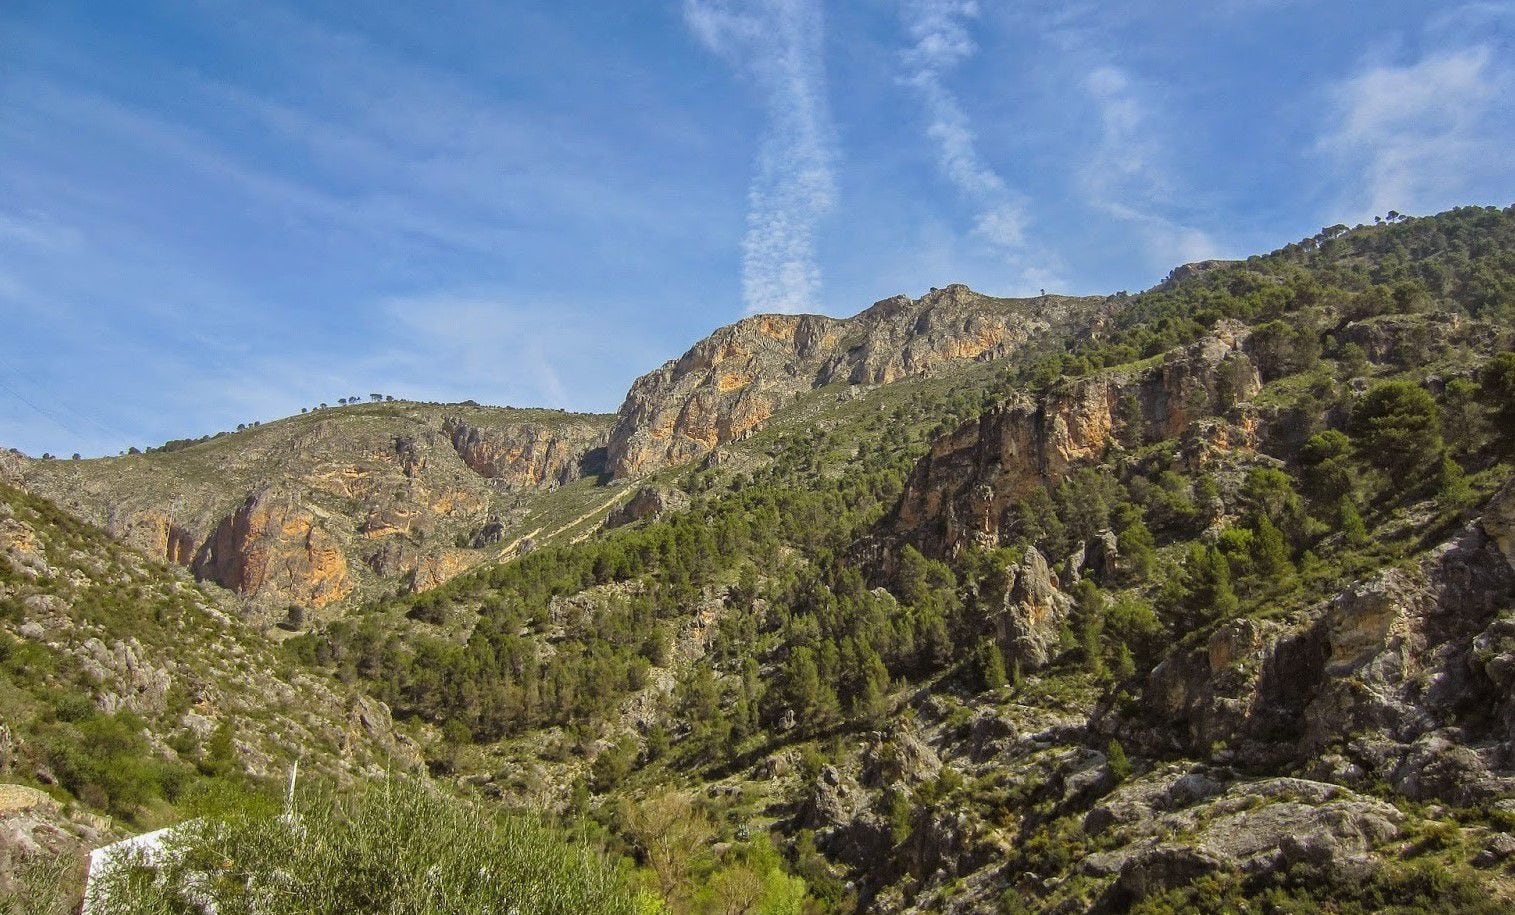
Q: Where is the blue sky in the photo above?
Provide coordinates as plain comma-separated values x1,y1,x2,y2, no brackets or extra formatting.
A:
2,1,1511,457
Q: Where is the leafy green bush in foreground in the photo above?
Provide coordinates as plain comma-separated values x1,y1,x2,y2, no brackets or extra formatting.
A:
88,777,645,915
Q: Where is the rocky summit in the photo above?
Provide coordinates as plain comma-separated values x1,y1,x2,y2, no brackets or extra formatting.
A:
606,286,1111,479
4,207,1515,914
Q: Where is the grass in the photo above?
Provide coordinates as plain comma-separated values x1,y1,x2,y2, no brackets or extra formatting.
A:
86,776,643,915
0,851,85,915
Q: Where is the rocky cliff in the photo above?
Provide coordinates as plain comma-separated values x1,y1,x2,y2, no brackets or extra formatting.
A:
606,285,1111,478
1124,481,1515,804
0,480,421,897
2,403,611,617
889,321,1260,556
796,443,1515,913
0,481,420,780
443,414,607,487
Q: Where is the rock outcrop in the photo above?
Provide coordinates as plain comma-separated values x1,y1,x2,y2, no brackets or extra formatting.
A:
0,784,101,905
194,487,354,610
1121,481,1515,803
606,286,1111,478
1159,259,1240,290
993,547,1074,670
889,323,1260,555
443,415,607,487
604,485,690,529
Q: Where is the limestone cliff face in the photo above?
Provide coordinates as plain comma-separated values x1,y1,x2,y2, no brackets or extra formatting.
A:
443,415,607,487
606,285,1111,478
992,546,1074,669
890,323,1260,555
194,488,354,609
1122,481,1515,805
606,312,845,478
7,403,614,615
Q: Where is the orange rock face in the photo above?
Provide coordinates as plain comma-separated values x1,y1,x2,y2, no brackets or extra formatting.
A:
606,286,1112,478
890,324,1261,556
409,550,473,593
11,404,614,615
444,417,606,488
195,489,354,609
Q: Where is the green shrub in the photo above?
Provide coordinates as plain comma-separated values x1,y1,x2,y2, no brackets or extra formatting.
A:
1107,739,1132,783
89,777,637,915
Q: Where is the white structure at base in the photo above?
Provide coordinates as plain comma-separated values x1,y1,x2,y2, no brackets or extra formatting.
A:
81,822,200,914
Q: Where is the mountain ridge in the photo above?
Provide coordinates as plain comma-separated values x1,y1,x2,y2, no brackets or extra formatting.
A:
5,204,1515,913
2,282,1118,614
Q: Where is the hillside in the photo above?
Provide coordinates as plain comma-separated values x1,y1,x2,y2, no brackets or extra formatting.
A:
279,206,1515,913
2,402,613,621
0,478,423,901
3,205,1514,913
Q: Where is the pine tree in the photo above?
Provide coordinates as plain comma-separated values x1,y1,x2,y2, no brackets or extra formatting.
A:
1438,455,1473,511
1117,519,1156,584
1250,515,1295,590
1481,351,1515,446
1183,543,1239,623
783,647,822,726
1301,430,1356,506
1351,381,1443,482
1113,643,1136,680
1072,579,1106,676
1338,497,1369,548
978,638,1008,691
855,648,891,722
1107,739,1132,783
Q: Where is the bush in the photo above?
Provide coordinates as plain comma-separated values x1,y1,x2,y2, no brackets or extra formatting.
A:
1107,739,1132,783
43,712,176,817
88,777,637,915
1351,381,1443,481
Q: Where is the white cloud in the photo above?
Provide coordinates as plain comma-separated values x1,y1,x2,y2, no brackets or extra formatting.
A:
1320,45,1511,221
898,1,1032,255
0,210,83,254
1079,64,1222,268
684,0,836,315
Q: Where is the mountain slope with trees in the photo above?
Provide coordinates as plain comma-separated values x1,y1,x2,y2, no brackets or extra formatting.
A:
2,205,1513,913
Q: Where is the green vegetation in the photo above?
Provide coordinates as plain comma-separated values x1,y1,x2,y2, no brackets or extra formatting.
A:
86,777,640,915
1126,858,1509,915
290,210,1515,739
0,483,262,823
7,206,1515,913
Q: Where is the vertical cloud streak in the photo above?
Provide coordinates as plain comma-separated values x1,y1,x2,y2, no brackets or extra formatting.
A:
899,1,1030,255
1080,64,1221,267
685,0,836,314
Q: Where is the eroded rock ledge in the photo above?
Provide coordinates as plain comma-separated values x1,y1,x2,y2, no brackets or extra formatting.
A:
606,285,1113,479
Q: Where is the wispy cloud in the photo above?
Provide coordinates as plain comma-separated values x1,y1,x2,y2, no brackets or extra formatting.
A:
0,210,83,253
1320,44,1512,221
375,294,589,409
684,0,836,314
1079,64,1222,266
1427,1,1515,42
898,1,1030,255
1006,3,1224,271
